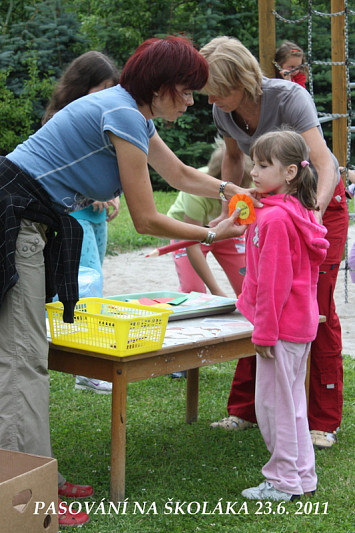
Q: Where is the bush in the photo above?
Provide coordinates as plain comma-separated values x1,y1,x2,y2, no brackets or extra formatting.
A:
0,58,53,154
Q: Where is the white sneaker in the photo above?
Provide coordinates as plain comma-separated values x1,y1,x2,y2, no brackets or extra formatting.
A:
75,376,112,394
241,481,298,501
210,415,256,430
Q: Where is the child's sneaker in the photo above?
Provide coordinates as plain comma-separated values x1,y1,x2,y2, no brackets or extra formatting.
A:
241,481,299,501
58,498,90,527
310,430,337,449
170,371,187,379
58,481,94,498
75,376,112,394
210,415,256,431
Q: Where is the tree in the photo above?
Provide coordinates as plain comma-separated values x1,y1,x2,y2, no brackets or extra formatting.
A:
0,58,53,155
0,0,86,139
2,1,352,169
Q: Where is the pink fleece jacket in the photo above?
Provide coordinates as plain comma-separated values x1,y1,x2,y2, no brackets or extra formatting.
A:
237,195,329,346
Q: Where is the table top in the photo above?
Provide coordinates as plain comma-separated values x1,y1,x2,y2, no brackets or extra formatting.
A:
48,310,254,362
48,310,326,364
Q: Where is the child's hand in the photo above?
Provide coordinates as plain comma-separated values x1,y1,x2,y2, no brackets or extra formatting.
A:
254,344,274,359
105,197,120,222
340,167,355,184
279,69,292,81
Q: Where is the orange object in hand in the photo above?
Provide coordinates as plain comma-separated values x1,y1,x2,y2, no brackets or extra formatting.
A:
228,194,256,224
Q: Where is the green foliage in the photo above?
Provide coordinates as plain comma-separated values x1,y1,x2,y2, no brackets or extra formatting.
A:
64,0,164,64
0,0,85,82
0,0,86,137
0,59,53,154
1,0,354,170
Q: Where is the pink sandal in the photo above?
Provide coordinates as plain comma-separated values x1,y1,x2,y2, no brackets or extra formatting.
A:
58,481,94,498
58,499,90,527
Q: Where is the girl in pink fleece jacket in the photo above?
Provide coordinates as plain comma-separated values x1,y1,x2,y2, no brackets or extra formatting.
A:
238,130,329,502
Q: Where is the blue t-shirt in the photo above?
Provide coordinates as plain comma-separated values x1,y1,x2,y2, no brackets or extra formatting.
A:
7,85,155,212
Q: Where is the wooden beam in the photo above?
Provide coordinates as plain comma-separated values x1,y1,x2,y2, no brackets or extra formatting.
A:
331,0,347,168
258,0,276,77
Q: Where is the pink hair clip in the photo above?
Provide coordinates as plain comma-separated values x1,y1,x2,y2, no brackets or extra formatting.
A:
301,160,310,167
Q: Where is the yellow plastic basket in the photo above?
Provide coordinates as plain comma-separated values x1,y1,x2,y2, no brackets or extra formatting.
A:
46,297,172,356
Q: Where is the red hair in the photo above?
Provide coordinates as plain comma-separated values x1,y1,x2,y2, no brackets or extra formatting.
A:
120,36,208,106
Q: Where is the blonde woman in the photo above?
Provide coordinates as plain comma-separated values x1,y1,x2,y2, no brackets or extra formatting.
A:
201,36,348,449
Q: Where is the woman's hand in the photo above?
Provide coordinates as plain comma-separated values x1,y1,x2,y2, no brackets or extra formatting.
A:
214,208,247,240
208,212,228,227
209,187,262,227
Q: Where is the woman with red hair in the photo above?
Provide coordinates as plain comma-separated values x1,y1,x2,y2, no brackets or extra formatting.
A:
0,36,257,524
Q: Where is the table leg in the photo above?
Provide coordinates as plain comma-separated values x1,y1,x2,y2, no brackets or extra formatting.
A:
110,364,127,501
186,367,199,423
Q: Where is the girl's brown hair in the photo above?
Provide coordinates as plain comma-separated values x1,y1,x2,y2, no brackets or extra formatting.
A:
273,41,308,80
250,129,317,210
42,51,119,123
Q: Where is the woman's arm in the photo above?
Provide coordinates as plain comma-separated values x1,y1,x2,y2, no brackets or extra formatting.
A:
108,132,245,241
301,127,338,219
147,131,250,200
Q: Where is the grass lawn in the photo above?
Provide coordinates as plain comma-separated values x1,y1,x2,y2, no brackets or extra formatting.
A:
50,354,354,533
106,192,178,254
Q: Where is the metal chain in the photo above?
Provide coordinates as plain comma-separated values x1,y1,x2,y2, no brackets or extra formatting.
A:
307,0,314,100
344,0,353,302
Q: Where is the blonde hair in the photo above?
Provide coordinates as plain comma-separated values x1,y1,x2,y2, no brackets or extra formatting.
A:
200,36,263,101
250,130,317,210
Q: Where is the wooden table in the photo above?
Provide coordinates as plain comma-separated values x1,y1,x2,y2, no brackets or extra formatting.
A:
47,312,263,501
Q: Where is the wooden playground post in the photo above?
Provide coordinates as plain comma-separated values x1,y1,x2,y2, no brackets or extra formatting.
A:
331,0,347,168
258,0,276,77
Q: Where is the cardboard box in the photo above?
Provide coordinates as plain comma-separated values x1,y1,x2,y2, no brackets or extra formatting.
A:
0,449,58,532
